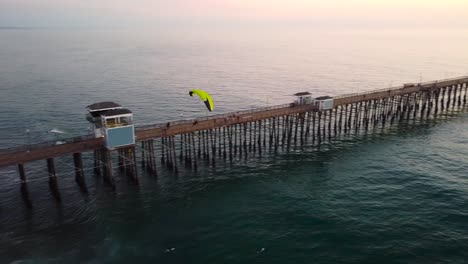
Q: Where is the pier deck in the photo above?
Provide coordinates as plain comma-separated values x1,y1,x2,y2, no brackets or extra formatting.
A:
1,76,467,169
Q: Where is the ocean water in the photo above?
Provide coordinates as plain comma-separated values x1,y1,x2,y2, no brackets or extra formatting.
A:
0,28,467,263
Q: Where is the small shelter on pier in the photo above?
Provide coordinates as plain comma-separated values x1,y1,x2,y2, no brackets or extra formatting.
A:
314,96,334,110
86,102,135,150
293,92,313,105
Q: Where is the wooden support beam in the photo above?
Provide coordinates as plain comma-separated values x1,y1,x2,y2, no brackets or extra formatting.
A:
47,158,61,202
47,158,57,183
93,149,101,176
18,163,26,185
73,152,87,193
102,150,114,189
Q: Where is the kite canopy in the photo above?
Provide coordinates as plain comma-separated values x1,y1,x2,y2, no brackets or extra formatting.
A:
189,89,214,112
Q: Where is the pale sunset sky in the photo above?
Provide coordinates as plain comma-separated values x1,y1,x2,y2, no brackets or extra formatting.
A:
1,0,467,29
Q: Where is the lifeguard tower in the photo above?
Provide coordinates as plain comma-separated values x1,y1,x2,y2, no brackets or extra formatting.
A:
86,102,135,150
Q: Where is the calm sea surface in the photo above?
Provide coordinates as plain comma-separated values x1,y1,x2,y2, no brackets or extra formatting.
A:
0,28,467,263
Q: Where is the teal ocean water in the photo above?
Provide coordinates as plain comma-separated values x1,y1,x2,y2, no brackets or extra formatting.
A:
0,28,467,263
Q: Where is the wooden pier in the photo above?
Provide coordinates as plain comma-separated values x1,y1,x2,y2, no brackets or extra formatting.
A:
1,76,467,201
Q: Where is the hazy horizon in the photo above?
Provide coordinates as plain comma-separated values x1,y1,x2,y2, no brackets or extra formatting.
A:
1,0,468,30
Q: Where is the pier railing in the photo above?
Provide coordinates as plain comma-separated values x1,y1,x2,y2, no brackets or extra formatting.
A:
0,135,95,154
0,103,293,154
334,75,468,100
136,103,292,130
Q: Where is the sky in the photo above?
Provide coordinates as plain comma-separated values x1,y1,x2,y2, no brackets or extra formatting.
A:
1,0,467,29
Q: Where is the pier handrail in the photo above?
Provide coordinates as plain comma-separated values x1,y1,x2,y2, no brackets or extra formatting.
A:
0,134,95,154
0,104,293,153
334,75,468,100
136,103,292,130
